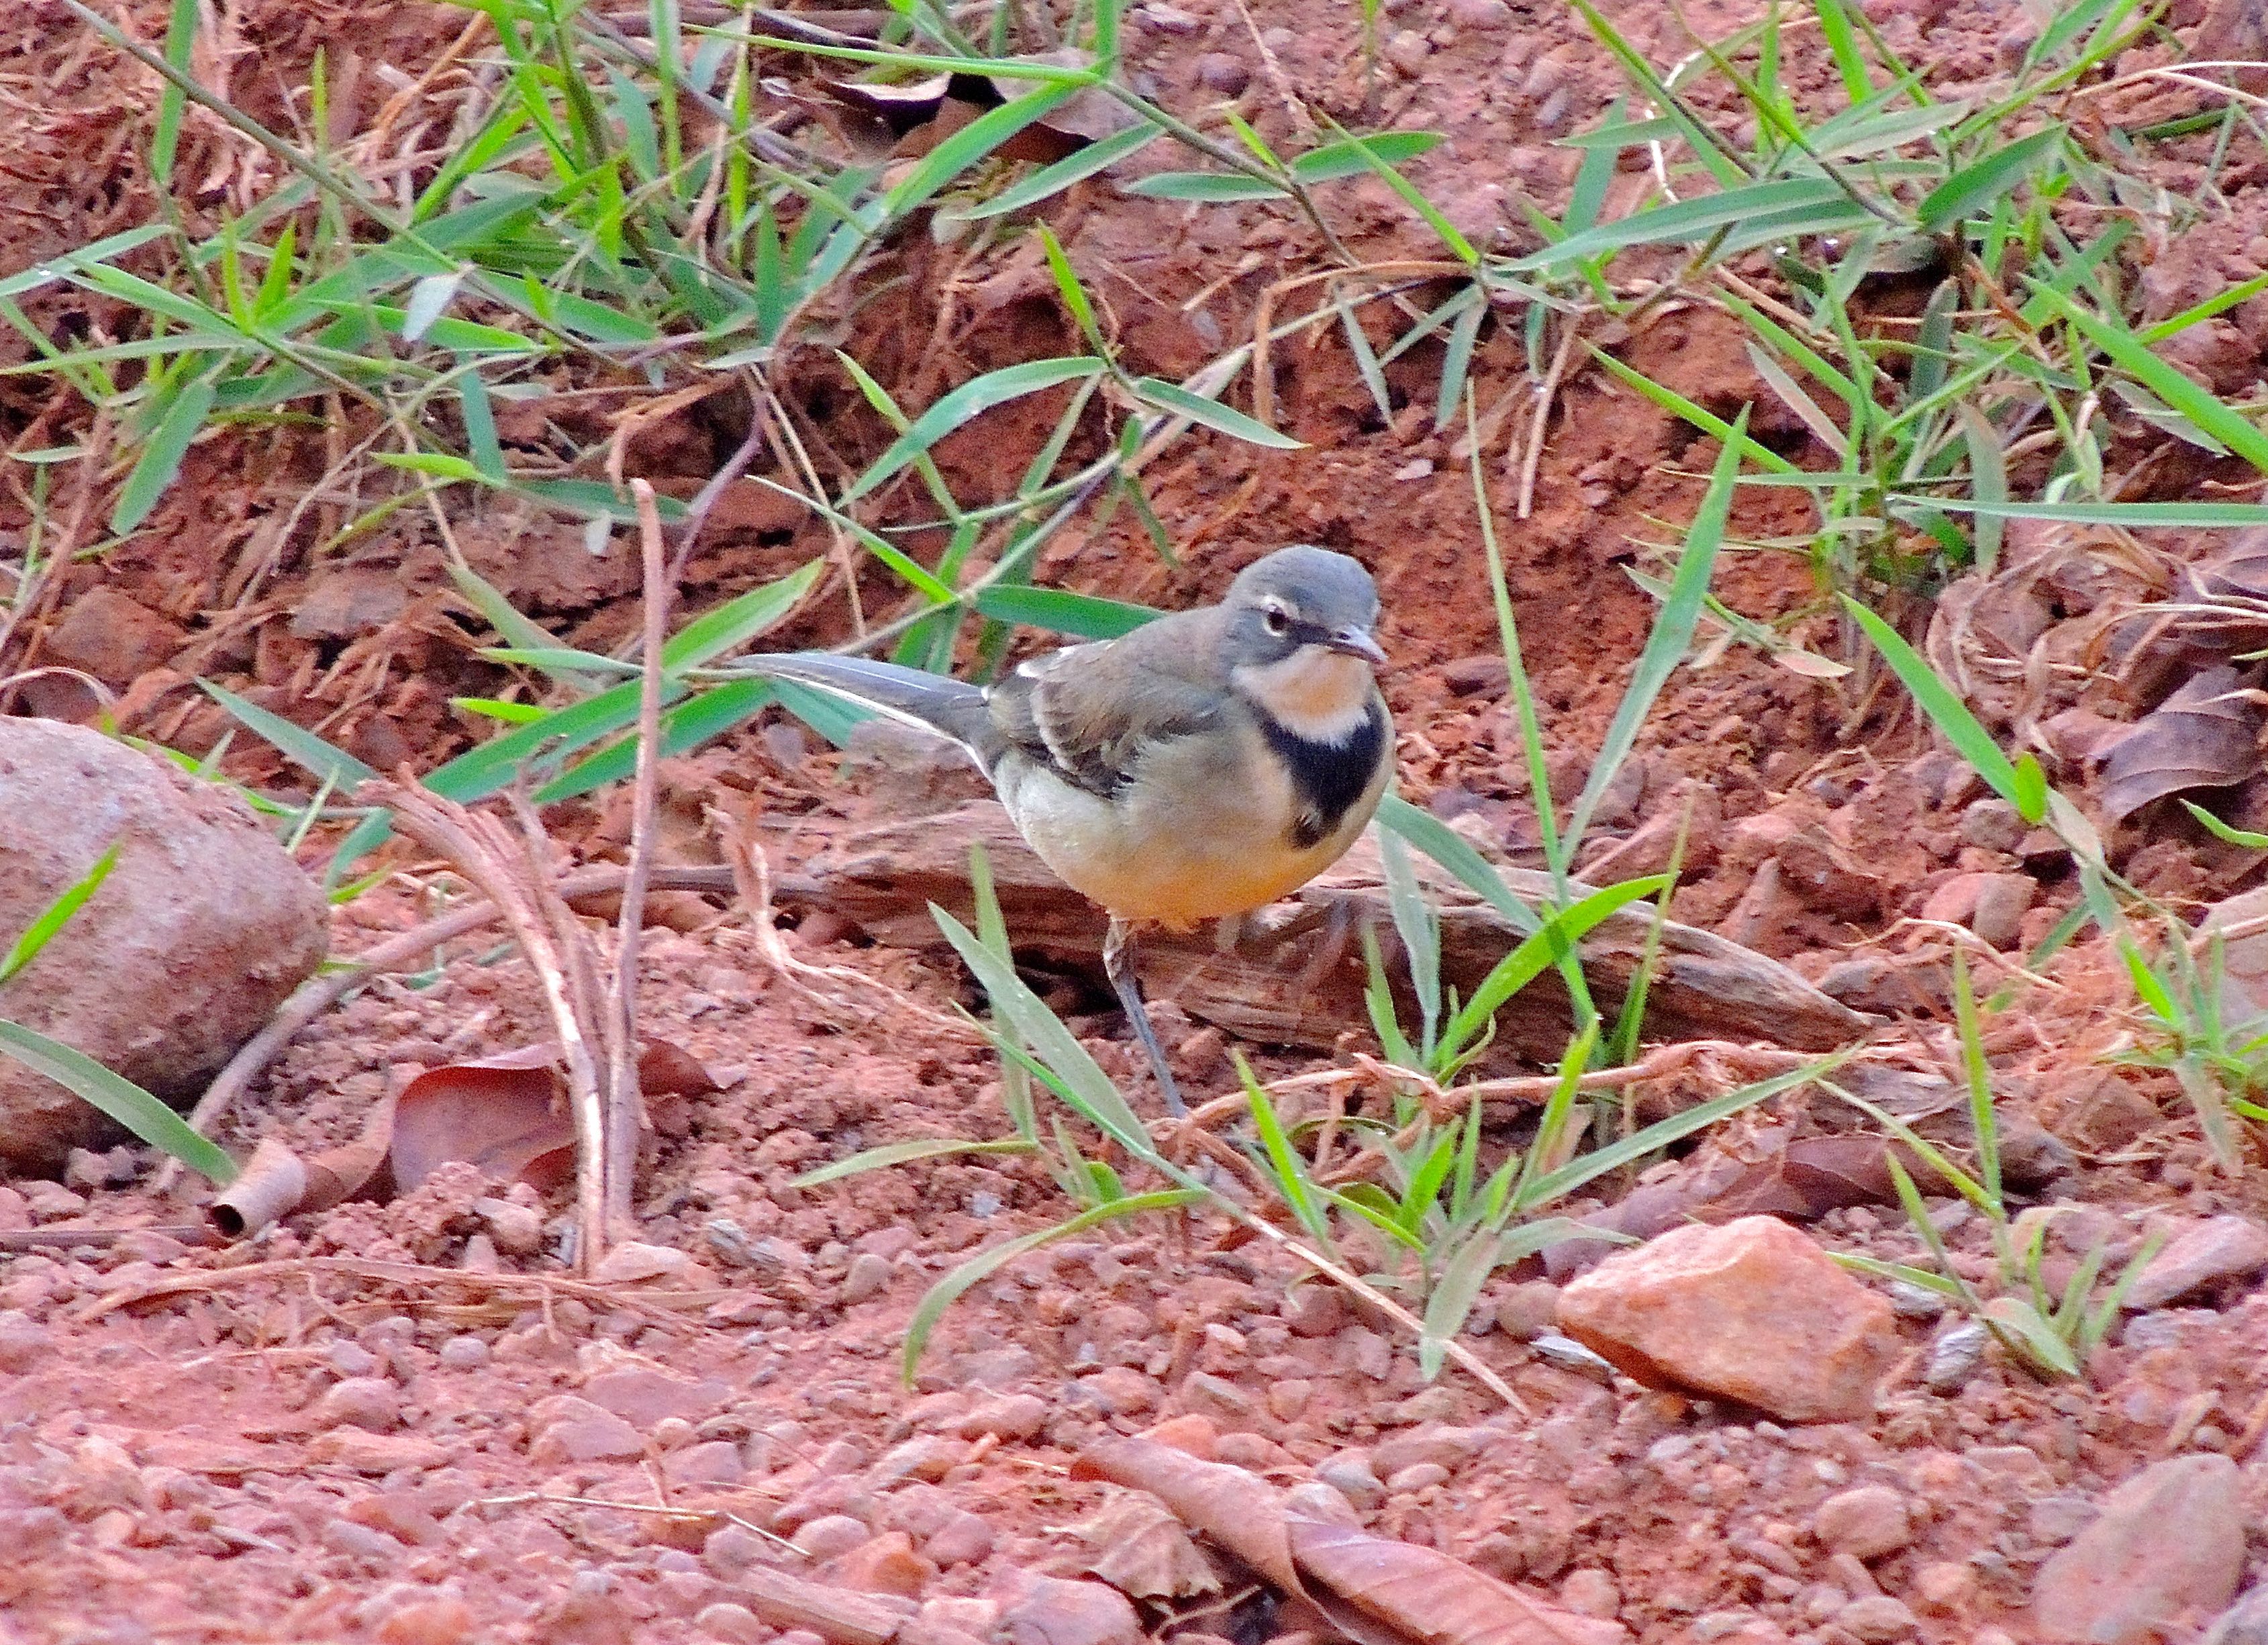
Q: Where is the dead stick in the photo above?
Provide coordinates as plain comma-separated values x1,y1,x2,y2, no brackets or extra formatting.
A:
158,864,744,1194
381,785,610,1276
608,481,673,1235
68,1254,734,1330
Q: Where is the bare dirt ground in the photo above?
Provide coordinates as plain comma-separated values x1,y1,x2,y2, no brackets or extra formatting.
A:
7,1,2268,1642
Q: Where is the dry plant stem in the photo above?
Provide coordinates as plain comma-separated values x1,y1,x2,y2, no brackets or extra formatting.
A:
713,809,983,1042
605,479,675,1236
664,387,773,587
380,783,611,1275
69,1255,724,1331
159,863,744,1193
1233,1205,1529,1413
1516,321,1581,520
1249,262,1468,425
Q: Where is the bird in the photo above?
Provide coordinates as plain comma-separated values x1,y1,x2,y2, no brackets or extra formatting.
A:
748,544,1394,1117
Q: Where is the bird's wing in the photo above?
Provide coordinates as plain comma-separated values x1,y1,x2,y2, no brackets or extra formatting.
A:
989,614,1229,799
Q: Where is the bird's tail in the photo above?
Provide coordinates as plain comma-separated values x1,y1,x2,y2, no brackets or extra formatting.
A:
746,652,1005,771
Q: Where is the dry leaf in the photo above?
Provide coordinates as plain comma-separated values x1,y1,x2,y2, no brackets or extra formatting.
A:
1072,1492,1221,1600
1288,1519,1626,1645
389,1046,575,1193
2099,664,2265,821
1071,1438,1301,1595
206,1098,397,1238
820,50,1135,167
1073,1440,1621,1645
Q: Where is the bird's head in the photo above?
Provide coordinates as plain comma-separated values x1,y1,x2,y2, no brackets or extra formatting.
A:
1222,546,1385,742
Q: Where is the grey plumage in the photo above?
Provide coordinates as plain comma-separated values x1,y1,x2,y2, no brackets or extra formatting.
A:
744,545,1395,1115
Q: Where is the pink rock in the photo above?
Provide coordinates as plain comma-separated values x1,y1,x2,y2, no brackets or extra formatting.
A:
581,1367,729,1428
994,1572,1145,1645
2032,1455,2243,1644
529,1395,644,1464
1557,1215,1900,1423
2122,1215,2268,1310
314,1377,403,1433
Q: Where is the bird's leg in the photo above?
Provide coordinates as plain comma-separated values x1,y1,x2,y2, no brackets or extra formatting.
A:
1103,915,1187,1117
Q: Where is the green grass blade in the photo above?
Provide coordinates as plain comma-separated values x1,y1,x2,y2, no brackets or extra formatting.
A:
1240,1058,1333,1244
793,1136,1035,1185
1565,410,1742,850
1915,124,2065,231
1503,177,1848,271
2028,283,2268,477
1438,876,1668,1054
0,1020,236,1185
1289,130,1443,183
845,358,1105,503
1131,376,1303,448
201,681,379,791
112,372,218,535
1518,1052,1850,1209
973,585,1159,639
900,1189,1202,1381
933,907,1149,1148
0,844,120,985
1375,794,1540,935
1839,597,2040,821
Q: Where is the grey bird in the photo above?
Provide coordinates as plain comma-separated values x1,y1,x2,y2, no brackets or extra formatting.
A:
750,544,1393,1115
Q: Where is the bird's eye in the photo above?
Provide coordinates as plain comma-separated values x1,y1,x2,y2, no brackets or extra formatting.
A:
1262,603,1289,636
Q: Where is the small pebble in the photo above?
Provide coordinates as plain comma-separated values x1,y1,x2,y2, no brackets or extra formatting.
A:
696,1602,768,1644
1385,1462,1450,1493
1836,1595,1919,1641
326,1340,381,1379
793,1514,873,1560
1384,28,1432,74
1315,1452,1385,1509
842,1252,894,1304
0,1310,55,1374
1925,1320,1986,1393
315,1378,403,1433
1559,1568,1620,1618
1194,53,1250,94
437,1335,490,1370
1139,1,1201,34
1812,1486,1914,1560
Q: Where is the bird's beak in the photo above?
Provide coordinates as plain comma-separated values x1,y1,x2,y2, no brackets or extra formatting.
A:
1324,625,1387,666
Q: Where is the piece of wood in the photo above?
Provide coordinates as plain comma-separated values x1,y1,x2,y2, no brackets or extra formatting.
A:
795,803,1870,1056
740,1566,914,1645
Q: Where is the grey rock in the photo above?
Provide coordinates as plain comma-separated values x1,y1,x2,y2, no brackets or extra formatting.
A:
2122,1215,2268,1310
1925,1320,1987,1394
0,1309,55,1374
1315,1450,1385,1509
1812,1485,1913,1560
1837,1595,1918,1640
0,718,326,1175
842,1251,894,1304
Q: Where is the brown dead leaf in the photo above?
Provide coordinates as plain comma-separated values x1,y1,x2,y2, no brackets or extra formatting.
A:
390,1046,575,1193
2187,528,2268,607
2099,664,2265,821
1288,1519,1625,1645
820,50,1135,168
1071,1492,1221,1600
1073,1440,1620,1645
1071,1438,1301,1595
205,1097,397,1238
